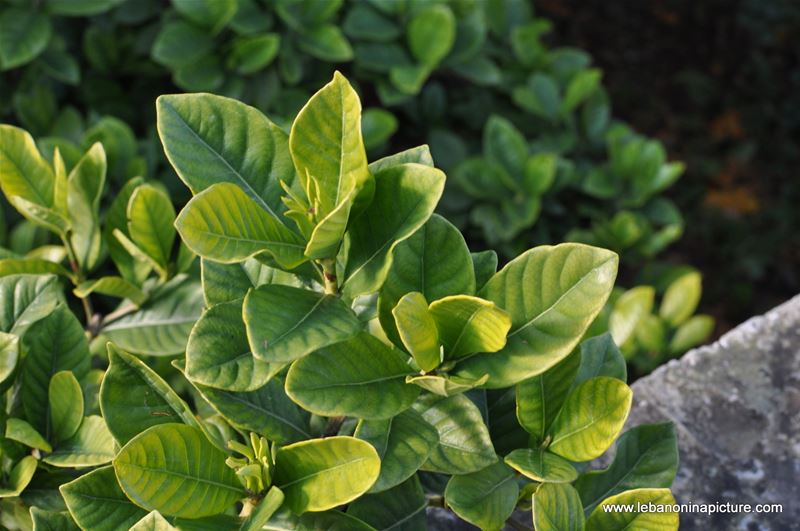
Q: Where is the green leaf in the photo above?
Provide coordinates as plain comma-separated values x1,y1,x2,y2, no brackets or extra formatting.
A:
5,418,52,452
0,9,51,69
0,258,71,279
43,416,115,468
0,332,19,384
21,305,90,436
346,476,427,530
669,314,714,354
342,163,445,298
104,177,149,284
659,271,702,326
67,143,106,270
285,332,419,420
298,25,353,62
114,424,245,518
128,184,176,272
576,422,678,514
406,373,489,397
361,109,398,150
368,145,433,173
29,507,80,531
74,277,146,306
574,333,627,387
343,4,401,42
586,488,679,530
354,409,438,493
274,436,380,513
201,258,301,306
471,250,497,292
176,183,306,269
101,278,203,356
61,466,148,530
516,349,580,442
445,461,518,531
609,286,654,347
524,153,558,196
152,21,214,69
8,196,70,235
244,284,361,363
266,509,376,530
562,69,602,112
289,71,370,259
412,393,496,474
515,74,560,120
429,295,511,360
455,243,618,388
505,448,578,483
193,378,311,445
47,0,126,16
157,93,297,221
0,274,62,336
485,115,528,177
100,344,199,445
0,125,54,207
407,5,455,67
0,456,37,498
379,214,475,348
240,487,284,531
548,377,632,461
130,511,176,531
532,483,585,531
172,0,237,34
392,292,440,372
186,299,278,392
48,371,83,444
227,34,281,74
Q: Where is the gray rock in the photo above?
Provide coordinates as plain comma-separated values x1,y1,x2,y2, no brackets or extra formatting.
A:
622,294,800,531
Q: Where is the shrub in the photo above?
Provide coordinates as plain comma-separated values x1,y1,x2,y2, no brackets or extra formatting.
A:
0,72,679,530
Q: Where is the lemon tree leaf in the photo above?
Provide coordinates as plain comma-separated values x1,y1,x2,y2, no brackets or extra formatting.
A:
429,295,511,360
392,291,440,372
505,448,578,483
532,483,585,531
586,488,679,530
48,371,84,444
445,461,518,531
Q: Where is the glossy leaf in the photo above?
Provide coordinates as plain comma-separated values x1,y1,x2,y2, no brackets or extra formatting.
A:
114,424,245,518
186,299,277,392
392,292,440,372
104,177,150,284
273,436,380,513
0,456,37,498
194,378,311,444
516,349,580,442
429,295,511,360
0,332,19,384
244,284,360,363
29,508,80,531
286,333,419,420
532,483,585,531
5,418,52,452
354,409,438,493
346,476,427,531
609,286,654,347
669,314,714,354
128,184,176,271
586,488,679,530
61,466,148,530
0,125,54,210
407,5,455,67
0,9,51,69
176,183,306,269
445,461,518,531
157,93,297,221
100,278,203,356
548,377,633,461
129,511,176,531
100,344,199,445
574,333,627,387
67,143,105,270
43,416,115,468
48,371,84,444
575,422,679,513
455,243,618,388
379,214,475,347
368,145,433,173
74,277,146,306
505,448,578,483
21,305,90,436
0,274,62,336
659,271,702,326
0,258,71,279
471,250,498,292
342,163,445,297
413,393,496,474
406,373,489,397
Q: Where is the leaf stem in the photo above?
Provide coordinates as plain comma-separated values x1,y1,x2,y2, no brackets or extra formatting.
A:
319,258,338,295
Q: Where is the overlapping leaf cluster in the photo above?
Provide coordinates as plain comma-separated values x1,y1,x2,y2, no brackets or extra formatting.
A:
1,73,680,530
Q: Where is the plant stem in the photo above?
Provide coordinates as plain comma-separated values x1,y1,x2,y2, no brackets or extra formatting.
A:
323,416,345,437
61,234,96,330
426,494,445,508
319,258,338,295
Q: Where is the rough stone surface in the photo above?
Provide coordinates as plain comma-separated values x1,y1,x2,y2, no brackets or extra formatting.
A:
622,294,800,530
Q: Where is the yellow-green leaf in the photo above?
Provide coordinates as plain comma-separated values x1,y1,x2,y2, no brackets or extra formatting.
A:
392,291,440,372
586,488,679,530
429,295,511,360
